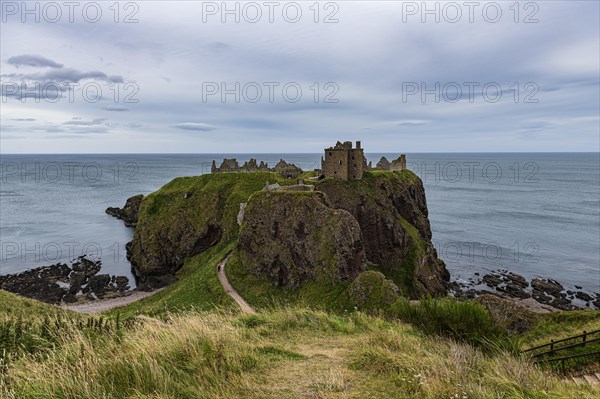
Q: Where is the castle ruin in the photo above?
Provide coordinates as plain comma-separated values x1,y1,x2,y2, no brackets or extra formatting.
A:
321,141,367,180
211,158,302,179
210,141,407,182
375,155,406,172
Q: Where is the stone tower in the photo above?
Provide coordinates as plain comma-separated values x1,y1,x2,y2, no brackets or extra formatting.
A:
321,140,365,180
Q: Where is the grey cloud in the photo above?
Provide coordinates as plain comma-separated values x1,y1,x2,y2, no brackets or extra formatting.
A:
172,123,216,131
2,68,123,84
395,120,429,126
102,106,130,112
11,118,36,122
208,42,231,52
7,54,63,68
63,118,107,126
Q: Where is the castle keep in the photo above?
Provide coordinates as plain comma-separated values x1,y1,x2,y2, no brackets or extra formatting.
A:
321,141,366,180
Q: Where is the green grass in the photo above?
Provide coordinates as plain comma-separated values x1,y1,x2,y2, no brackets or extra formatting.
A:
107,243,236,318
389,296,509,348
0,290,73,320
2,308,598,399
519,310,600,373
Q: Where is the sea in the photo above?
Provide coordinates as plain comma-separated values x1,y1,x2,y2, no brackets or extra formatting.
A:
1,153,599,293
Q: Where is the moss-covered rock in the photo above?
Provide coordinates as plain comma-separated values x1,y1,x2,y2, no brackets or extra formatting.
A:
349,271,400,312
316,170,449,297
237,191,366,289
129,172,285,288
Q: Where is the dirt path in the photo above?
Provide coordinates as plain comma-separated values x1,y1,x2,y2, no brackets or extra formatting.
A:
217,253,256,314
63,288,164,314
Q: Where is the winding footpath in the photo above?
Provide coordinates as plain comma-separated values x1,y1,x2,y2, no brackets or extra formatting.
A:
217,253,256,314
63,288,164,314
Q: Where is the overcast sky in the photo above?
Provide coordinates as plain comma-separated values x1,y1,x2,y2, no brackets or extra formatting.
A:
0,0,598,153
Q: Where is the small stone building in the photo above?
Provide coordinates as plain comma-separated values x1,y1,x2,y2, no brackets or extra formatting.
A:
321,141,365,180
374,155,406,172
390,155,407,172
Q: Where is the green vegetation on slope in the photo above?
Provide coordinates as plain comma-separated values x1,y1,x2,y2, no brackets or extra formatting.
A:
227,251,354,312
519,310,600,373
315,169,446,297
131,172,288,277
108,243,236,318
2,308,598,399
0,290,73,320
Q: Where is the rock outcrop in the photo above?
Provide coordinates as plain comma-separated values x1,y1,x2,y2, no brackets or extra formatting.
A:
128,170,448,298
316,171,449,297
237,191,366,288
106,194,143,227
0,256,130,304
349,271,400,312
128,173,278,288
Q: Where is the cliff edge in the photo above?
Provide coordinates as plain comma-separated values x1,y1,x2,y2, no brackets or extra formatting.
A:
127,170,449,297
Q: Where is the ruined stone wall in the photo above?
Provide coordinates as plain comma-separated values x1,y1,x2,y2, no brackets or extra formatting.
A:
347,149,364,180
323,149,349,180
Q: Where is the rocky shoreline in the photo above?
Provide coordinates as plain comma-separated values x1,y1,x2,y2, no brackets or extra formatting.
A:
0,256,135,305
450,269,600,311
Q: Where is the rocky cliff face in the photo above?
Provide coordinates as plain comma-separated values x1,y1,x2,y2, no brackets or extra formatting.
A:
237,191,366,288
105,194,143,227
127,173,282,288
128,170,448,297
316,171,449,297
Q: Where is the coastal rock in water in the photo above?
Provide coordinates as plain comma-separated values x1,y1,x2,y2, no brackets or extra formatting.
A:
83,274,111,298
497,282,531,299
575,291,593,302
531,278,564,297
0,257,131,304
316,171,449,297
106,194,143,227
483,274,502,288
237,191,366,288
506,272,528,288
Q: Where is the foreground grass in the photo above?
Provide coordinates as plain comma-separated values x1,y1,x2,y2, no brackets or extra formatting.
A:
2,308,598,399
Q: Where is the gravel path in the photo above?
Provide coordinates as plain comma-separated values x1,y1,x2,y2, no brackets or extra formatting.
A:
63,289,164,314
217,253,256,314
65,252,254,315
